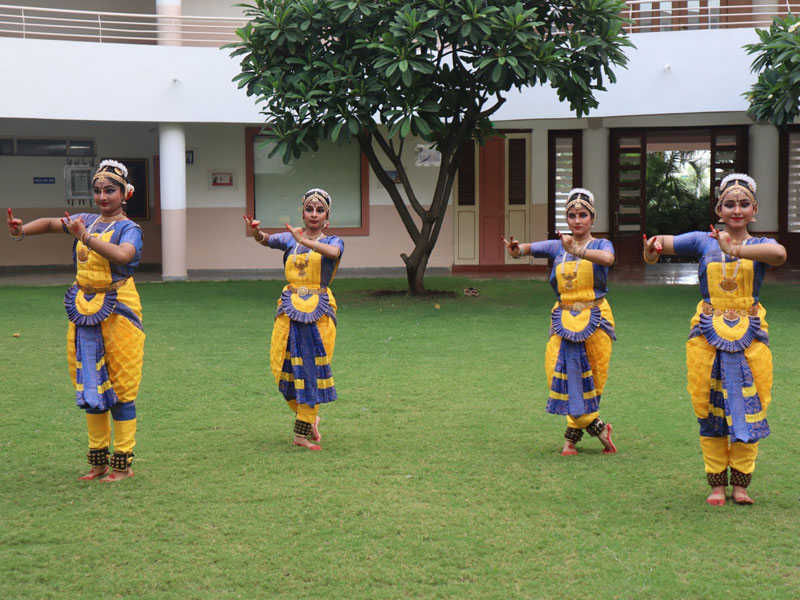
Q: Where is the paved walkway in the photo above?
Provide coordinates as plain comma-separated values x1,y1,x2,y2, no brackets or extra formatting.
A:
1,263,798,287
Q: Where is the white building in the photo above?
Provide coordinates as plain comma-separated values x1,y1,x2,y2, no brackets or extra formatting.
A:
1,1,798,277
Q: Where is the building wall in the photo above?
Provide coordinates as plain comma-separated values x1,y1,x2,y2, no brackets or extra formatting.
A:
0,17,787,272
0,27,766,124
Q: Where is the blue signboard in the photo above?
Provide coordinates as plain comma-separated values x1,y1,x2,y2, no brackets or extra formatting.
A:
33,177,56,184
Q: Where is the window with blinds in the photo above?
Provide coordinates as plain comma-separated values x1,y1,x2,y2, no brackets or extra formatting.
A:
508,138,526,206
457,141,476,206
788,131,800,233
548,131,582,235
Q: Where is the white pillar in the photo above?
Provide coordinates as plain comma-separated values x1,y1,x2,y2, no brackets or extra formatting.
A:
159,123,187,281
583,127,610,233
156,0,182,46
749,124,779,233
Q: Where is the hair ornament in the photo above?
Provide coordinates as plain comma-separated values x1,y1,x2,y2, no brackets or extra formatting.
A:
717,173,757,215
97,159,129,178
565,187,596,217
302,188,332,210
93,159,134,199
720,173,756,195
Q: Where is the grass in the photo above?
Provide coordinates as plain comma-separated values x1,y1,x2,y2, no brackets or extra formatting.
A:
0,276,798,599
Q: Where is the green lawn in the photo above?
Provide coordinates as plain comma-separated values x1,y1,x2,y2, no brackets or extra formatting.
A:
1,277,798,599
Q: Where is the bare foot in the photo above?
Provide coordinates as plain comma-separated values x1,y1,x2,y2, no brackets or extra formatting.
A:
706,485,726,506
310,416,321,442
292,435,321,451
732,485,754,505
561,441,578,456
100,469,134,482
78,466,109,481
599,423,617,454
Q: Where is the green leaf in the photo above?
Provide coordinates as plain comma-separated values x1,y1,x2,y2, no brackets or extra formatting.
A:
400,116,411,138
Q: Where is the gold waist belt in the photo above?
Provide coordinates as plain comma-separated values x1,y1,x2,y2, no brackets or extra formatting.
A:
288,285,327,296
702,302,758,319
77,277,130,295
559,298,603,312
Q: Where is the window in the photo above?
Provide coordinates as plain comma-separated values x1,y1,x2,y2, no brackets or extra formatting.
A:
0,137,95,157
245,128,368,234
779,125,800,235
786,131,800,234
548,130,582,237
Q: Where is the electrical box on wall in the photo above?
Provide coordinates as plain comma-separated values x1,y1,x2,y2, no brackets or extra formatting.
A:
64,164,92,205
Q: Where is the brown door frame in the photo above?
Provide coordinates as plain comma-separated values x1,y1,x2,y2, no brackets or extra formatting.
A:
609,129,647,265
778,124,800,266
609,125,750,264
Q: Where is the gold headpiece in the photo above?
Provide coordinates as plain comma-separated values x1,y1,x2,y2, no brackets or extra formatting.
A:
717,172,757,214
565,187,596,218
302,188,332,211
93,159,135,199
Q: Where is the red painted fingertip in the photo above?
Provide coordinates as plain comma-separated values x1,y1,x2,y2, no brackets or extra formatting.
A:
642,234,647,241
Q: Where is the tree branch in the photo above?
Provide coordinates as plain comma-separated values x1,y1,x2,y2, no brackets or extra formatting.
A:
371,130,427,218
356,132,422,244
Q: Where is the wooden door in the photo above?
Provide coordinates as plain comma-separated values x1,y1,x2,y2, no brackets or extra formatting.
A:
453,141,479,265
478,137,505,265
609,130,647,265
504,135,530,264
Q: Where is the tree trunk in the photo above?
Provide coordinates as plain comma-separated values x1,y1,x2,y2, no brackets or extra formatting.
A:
405,249,430,296
357,131,460,296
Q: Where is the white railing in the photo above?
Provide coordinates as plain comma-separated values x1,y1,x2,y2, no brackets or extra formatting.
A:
0,2,797,46
624,1,800,33
0,4,246,46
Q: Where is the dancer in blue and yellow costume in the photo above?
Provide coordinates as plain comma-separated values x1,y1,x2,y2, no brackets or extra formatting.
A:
504,188,617,456
6,160,145,482
644,173,786,506
244,188,343,451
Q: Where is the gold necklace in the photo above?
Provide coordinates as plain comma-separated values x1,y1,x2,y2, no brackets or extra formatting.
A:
76,214,125,263
292,233,324,278
719,236,751,293
560,241,589,290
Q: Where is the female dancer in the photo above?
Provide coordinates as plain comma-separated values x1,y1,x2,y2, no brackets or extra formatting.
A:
7,160,145,481
644,173,786,505
244,188,343,451
503,188,617,456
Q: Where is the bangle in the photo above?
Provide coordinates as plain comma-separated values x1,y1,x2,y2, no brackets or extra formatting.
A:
255,231,267,244
9,228,25,241
313,239,320,252
81,232,91,247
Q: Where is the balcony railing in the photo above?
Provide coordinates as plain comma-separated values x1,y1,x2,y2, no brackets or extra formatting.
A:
0,2,797,46
0,4,246,46
625,0,800,33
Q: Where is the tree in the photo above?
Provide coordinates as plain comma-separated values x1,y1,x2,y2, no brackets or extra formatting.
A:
645,151,709,239
744,14,800,127
229,0,632,294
